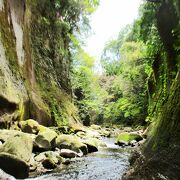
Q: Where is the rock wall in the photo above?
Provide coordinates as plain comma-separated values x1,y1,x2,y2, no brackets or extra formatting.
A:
0,0,78,128
124,0,180,179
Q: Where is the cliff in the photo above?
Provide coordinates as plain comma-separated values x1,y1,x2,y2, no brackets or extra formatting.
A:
0,0,78,128
124,0,180,179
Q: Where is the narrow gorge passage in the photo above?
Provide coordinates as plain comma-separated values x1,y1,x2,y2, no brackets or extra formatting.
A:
0,0,179,179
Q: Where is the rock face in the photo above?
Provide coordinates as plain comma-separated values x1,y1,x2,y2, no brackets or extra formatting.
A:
123,1,180,179
0,0,78,128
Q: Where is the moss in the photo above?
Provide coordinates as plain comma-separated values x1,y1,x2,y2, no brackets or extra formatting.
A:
0,7,20,77
25,0,79,127
18,100,25,121
38,125,49,133
116,132,142,143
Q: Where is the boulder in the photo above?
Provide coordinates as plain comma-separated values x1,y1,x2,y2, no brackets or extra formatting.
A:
83,137,107,153
129,140,137,147
76,131,86,138
0,129,23,143
34,151,63,170
60,149,80,158
89,137,107,147
82,139,98,153
35,129,58,150
34,151,62,164
0,153,29,179
90,124,101,130
42,158,57,169
29,154,37,172
116,140,129,147
55,135,88,155
116,132,143,146
0,130,33,177
0,132,33,162
19,119,40,134
99,129,111,137
85,129,101,139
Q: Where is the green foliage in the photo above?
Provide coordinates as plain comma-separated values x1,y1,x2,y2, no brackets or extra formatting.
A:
29,0,100,126
100,26,148,125
116,132,142,143
101,25,131,75
72,46,108,125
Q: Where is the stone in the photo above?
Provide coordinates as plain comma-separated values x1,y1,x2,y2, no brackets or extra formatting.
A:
35,129,58,150
129,140,137,147
116,140,129,147
0,132,33,162
0,152,29,179
34,151,63,164
42,158,57,169
76,131,86,138
86,129,101,139
90,124,101,130
29,154,37,172
60,149,79,158
0,129,22,143
99,129,111,137
55,135,88,155
82,139,98,153
116,132,143,146
19,119,40,134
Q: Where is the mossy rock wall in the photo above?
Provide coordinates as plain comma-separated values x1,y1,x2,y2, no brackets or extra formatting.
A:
127,0,180,178
0,0,79,128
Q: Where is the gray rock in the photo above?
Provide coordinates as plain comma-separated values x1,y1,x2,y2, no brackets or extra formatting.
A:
42,159,57,169
129,140,137,147
60,149,80,158
0,132,33,178
0,153,29,179
55,135,88,155
117,140,129,147
34,151,62,164
35,129,58,150
0,132,33,162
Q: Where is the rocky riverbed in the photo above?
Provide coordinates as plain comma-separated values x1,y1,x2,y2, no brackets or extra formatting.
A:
0,120,146,179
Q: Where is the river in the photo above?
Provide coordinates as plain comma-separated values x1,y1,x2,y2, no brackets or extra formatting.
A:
29,138,132,180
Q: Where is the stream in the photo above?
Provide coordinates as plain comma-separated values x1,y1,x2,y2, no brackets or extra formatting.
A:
30,138,132,180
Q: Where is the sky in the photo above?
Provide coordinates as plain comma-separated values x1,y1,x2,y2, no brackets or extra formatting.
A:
84,0,142,65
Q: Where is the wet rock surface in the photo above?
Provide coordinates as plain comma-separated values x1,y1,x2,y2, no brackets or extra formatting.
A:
28,138,132,180
0,122,145,179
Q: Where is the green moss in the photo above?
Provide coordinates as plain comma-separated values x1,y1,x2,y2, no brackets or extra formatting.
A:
0,8,20,76
18,100,25,121
116,132,142,143
26,0,79,127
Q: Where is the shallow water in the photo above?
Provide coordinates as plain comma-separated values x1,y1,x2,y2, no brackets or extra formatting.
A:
30,138,132,180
